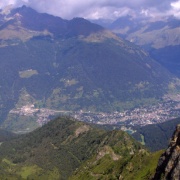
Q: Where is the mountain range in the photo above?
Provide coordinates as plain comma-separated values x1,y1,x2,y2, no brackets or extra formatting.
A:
0,5,179,180
0,6,179,130
93,16,180,77
0,6,179,132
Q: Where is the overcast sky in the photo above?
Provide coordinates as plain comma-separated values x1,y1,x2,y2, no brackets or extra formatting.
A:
0,0,180,20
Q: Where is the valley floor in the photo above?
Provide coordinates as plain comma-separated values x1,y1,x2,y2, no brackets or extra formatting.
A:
8,94,180,131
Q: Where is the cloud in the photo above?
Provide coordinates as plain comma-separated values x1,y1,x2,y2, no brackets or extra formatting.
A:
0,0,179,20
171,0,180,18
0,0,26,8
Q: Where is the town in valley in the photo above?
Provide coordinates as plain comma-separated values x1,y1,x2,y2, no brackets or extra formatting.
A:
9,94,180,129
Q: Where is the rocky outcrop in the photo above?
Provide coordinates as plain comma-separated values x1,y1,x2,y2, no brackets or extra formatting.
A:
153,124,180,180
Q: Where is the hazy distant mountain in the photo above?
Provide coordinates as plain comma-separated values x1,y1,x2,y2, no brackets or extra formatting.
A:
109,16,180,48
0,6,178,131
95,16,180,77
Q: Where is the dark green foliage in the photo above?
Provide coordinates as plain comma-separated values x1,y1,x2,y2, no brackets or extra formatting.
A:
132,117,180,151
0,117,105,179
70,131,162,180
0,116,160,180
0,129,16,142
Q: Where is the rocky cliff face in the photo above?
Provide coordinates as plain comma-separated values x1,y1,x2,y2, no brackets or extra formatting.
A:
153,124,180,180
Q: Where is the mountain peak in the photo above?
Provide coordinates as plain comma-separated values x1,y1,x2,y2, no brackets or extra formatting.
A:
8,5,37,19
1,6,104,38
153,124,180,180
68,17,104,36
11,5,35,14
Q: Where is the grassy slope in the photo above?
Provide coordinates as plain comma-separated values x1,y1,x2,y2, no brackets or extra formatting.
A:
70,144,162,180
0,117,106,179
0,117,162,179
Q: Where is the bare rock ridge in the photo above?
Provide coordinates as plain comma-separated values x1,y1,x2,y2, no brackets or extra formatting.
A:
153,124,180,180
